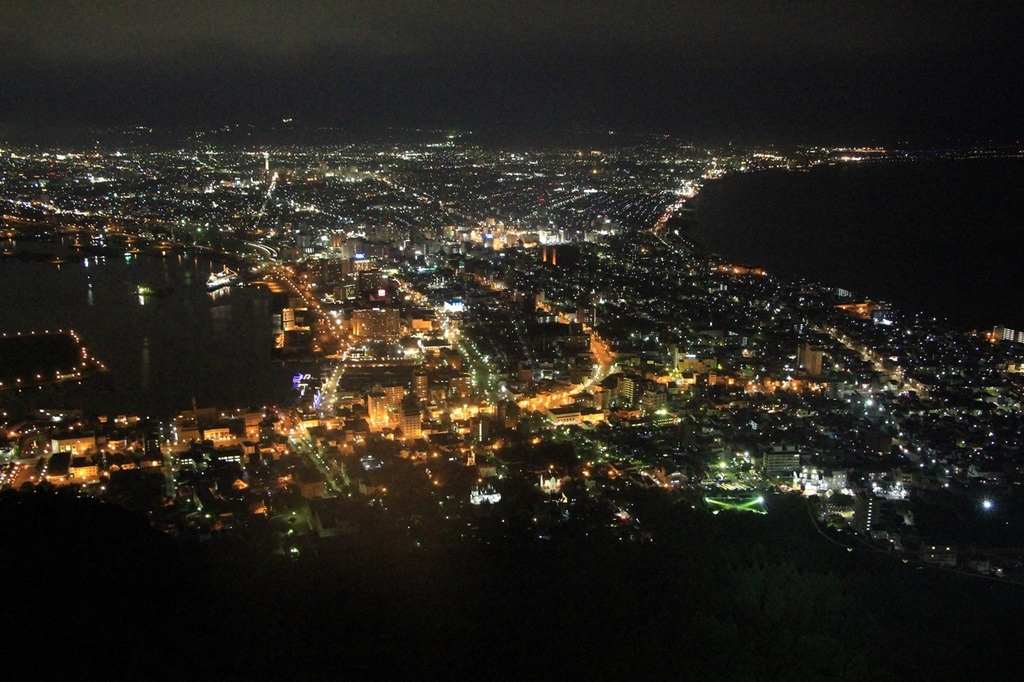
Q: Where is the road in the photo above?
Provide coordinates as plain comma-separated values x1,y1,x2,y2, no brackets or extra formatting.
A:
517,325,615,411
265,264,356,489
291,434,346,494
816,324,929,397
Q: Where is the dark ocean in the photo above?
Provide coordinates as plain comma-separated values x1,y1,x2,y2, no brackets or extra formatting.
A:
693,158,1024,331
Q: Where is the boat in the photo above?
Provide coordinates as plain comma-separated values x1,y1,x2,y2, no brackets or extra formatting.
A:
206,266,239,290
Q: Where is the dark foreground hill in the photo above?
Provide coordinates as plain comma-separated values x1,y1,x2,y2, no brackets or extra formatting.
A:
1,488,1021,680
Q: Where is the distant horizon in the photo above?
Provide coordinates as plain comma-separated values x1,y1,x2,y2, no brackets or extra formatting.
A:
1,121,1021,151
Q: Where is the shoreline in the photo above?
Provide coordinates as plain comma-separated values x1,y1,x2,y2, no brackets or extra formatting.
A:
689,157,1024,332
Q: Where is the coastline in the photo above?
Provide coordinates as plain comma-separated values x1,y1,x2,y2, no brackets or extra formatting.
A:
0,242,295,418
690,157,1024,331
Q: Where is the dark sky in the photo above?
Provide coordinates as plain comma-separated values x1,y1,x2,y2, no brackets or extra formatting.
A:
1,1,1021,144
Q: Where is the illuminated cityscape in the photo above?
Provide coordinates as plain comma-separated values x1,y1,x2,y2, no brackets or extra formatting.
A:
1,2,1023,678
2,132,1024,676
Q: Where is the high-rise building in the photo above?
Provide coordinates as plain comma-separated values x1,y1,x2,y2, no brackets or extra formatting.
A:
762,445,801,475
366,391,389,430
400,405,422,439
449,374,472,399
382,385,405,411
470,416,491,442
307,256,348,286
618,375,637,407
497,400,520,430
351,308,400,340
797,343,824,377
412,371,429,400
992,326,1024,344
282,307,310,331
577,303,597,328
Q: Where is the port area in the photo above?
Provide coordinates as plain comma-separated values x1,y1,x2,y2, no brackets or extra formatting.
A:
0,330,106,392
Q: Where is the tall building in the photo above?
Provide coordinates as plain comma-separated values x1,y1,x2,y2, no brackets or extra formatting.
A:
351,308,400,340
797,343,824,377
355,267,383,299
382,385,405,411
351,255,375,272
400,405,422,439
577,303,597,328
366,391,389,430
992,326,1024,344
449,374,472,400
497,400,521,430
470,416,491,442
412,371,429,400
762,445,802,476
307,256,348,286
618,375,637,408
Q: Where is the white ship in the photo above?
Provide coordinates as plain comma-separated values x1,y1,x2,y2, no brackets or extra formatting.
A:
206,266,239,290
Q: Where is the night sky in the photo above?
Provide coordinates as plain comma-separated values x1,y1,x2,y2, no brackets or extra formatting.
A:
1,1,1021,144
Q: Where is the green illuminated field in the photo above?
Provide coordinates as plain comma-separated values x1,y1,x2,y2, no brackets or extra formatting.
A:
705,495,768,514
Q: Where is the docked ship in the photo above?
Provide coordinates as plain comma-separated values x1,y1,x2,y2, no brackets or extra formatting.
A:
206,266,239,290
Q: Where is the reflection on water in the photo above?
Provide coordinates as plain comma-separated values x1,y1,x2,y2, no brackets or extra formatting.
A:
0,245,298,418
141,336,150,392
210,300,231,333
208,285,230,301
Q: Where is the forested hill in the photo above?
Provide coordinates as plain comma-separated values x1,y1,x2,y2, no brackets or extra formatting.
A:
1,489,1020,680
